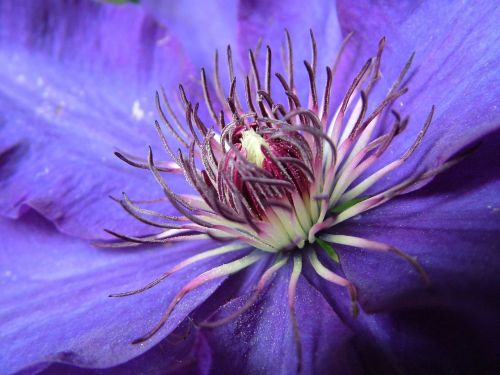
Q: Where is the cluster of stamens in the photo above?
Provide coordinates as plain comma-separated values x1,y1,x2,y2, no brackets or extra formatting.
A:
102,29,471,370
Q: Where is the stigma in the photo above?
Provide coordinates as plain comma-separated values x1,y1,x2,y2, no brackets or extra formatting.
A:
240,129,267,167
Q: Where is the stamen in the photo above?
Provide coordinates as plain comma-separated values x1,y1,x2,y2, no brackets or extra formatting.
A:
275,72,295,112
284,28,295,91
331,31,353,78
155,91,189,147
401,106,434,161
320,67,333,126
228,77,240,119
103,228,199,245
329,58,371,141
245,75,257,113
132,251,263,344
148,147,213,228
249,49,262,92
113,151,181,173
389,52,415,95
213,50,228,114
106,29,469,351
353,87,408,139
110,242,249,297
322,234,430,285
201,254,288,328
153,120,180,164
275,157,314,181
118,193,185,221
340,106,434,202
332,144,477,225
309,29,317,75
364,37,385,94
160,86,189,139
201,68,217,122
115,194,184,229
257,90,276,119
226,45,243,113
178,84,189,108
304,60,318,111
192,103,209,136
288,254,303,372
265,45,272,95
241,176,295,189
308,249,358,316
184,103,201,146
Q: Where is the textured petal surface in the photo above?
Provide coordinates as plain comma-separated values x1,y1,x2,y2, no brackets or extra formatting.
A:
203,264,361,375
335,130,500,311
306,260,500,375
0,0,193,238
141,0,238,69
237,0,342,104
315,130,500,372
16,329,209,375
336,0,500,188
2,1,498,374
0,213,236,374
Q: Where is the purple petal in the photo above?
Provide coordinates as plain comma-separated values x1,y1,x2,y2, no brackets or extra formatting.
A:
335,130,500,312
236,0,343,103
336,0,500,187
202,264,361,375
140,0,238,69
0,212,233,374
18,328,209,375
306,265,500,374
0,0,194,238
237,0,341,61
16,329,204,375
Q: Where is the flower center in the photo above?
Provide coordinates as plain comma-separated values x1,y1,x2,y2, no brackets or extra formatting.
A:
105,31,454,366
105,31,445,262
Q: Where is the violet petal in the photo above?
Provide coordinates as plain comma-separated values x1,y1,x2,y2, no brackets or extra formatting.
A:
203,264,361,375
336,0,500,189
0,212,233,374
0,0,194,238
236,0,343,104
17,323,210,375
335,130,500,312
140,0,238,69
305,262,500,374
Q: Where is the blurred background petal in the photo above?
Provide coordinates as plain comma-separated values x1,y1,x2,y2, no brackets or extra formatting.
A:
141,0,238,69
0,0,195,239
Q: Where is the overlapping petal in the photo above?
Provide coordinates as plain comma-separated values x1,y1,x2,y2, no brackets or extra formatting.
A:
141,0,238,69
304,130,500,372
203,265,361,375
0,0,194,239
307,264,499,374
337,0,500,189
0,212,238,374
15,331,208,375
1,1,498,374
236,0,343,104
335,130,500,312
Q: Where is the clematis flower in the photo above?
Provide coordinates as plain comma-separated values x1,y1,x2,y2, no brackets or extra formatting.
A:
0,1,499,374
